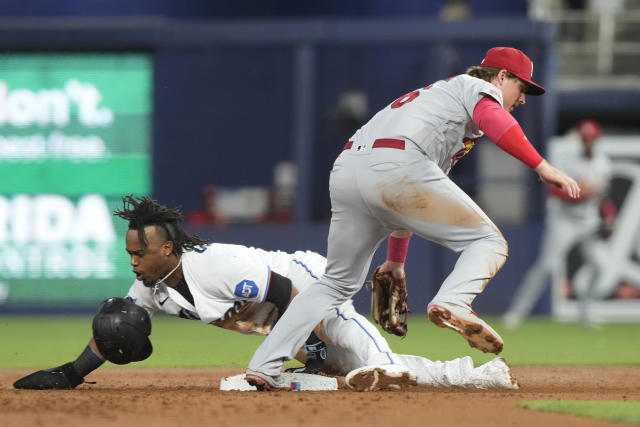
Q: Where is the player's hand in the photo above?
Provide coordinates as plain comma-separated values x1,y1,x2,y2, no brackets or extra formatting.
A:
377,260,405,281
370,266,409,337
535,160,581,199
13,363,84,390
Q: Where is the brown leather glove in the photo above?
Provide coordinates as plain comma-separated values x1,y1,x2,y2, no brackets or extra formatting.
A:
370,267,409,337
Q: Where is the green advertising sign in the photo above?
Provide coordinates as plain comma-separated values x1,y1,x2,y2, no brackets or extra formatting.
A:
0,53,152,309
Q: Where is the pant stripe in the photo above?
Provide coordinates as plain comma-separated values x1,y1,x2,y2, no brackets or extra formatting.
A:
293,259,319,279
335,307,394,364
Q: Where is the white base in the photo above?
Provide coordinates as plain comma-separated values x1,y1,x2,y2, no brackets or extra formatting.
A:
220,372,338,391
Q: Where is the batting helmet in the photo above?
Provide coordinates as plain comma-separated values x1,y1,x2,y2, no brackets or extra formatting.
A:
92,297,152,365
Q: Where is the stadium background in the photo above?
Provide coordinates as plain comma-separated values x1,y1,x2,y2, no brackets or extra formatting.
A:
0,0,639,321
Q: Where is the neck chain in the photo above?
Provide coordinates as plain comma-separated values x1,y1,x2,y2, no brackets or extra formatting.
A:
153,257,182,294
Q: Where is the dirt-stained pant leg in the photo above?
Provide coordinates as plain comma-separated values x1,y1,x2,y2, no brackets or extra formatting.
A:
321,301,397,370
320,306,482,387
249,143,507,375
392,354,476,386
248,151,389,375
360,143,508,310
289,251,400,372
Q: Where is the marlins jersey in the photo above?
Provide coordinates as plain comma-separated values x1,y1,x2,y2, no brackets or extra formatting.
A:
126,244,326,335
349,74,503,174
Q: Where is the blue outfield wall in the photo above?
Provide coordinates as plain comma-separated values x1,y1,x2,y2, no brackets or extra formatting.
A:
0,222,547,316
0,17,554,315
192,221,547,316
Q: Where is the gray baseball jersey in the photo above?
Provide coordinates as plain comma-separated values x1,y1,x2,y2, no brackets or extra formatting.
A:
505,143,611,321
249,74,511,376
350,74,503,173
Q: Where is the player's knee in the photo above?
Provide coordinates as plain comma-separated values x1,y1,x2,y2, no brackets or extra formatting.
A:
319,274,360,298
494,234,508,258
487,233,508,271
474,231,508,263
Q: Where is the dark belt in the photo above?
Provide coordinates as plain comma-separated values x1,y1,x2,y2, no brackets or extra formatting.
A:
343,138,405,151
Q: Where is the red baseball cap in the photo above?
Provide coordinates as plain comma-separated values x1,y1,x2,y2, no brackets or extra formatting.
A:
577,119,601,140
480,47,546,96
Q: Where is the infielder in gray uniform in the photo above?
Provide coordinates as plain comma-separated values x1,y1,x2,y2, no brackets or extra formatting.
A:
502,119,611,328
13,196,517,392
246,46,581,390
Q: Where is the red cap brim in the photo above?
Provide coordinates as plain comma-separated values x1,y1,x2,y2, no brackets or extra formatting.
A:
519,76,545,95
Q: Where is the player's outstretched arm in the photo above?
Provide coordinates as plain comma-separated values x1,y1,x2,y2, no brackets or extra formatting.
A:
535,159,581,199
472,97,580,200
13,338,105,390
13,297,152,390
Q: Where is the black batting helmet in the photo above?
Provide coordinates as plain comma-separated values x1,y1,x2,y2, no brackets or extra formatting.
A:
92,297,153,365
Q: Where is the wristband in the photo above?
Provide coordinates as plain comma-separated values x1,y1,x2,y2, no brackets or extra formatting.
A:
387,235,410,263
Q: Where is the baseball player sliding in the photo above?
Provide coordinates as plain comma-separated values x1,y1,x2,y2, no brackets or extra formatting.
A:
13,196,517,392
245,46,581,390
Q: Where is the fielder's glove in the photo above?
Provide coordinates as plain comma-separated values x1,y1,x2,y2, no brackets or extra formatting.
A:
370,267,409,337
13,362,84,390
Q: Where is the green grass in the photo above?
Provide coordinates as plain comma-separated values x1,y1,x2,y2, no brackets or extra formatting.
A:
0,314,265,369
517,400,640,425
380,315,640,366
1,315,639,369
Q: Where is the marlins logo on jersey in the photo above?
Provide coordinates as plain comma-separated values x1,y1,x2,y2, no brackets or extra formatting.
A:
234,280,259,299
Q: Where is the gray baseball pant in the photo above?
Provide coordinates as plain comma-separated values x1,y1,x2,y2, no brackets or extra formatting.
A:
249,140,507,375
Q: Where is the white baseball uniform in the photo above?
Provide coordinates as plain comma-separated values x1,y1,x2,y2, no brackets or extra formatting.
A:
249,74,510,376
503,141,611,324
127,243,506,387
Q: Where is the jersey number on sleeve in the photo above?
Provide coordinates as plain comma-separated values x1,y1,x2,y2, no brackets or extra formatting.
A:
391,90,420,109
390,80,457,109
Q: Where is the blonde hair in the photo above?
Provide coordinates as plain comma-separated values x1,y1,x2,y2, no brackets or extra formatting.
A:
466,66,517,83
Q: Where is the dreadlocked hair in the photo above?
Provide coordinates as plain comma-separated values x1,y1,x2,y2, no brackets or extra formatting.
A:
114,195,210,255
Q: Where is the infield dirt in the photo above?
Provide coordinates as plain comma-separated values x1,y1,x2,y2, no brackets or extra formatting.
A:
1,366,639,426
